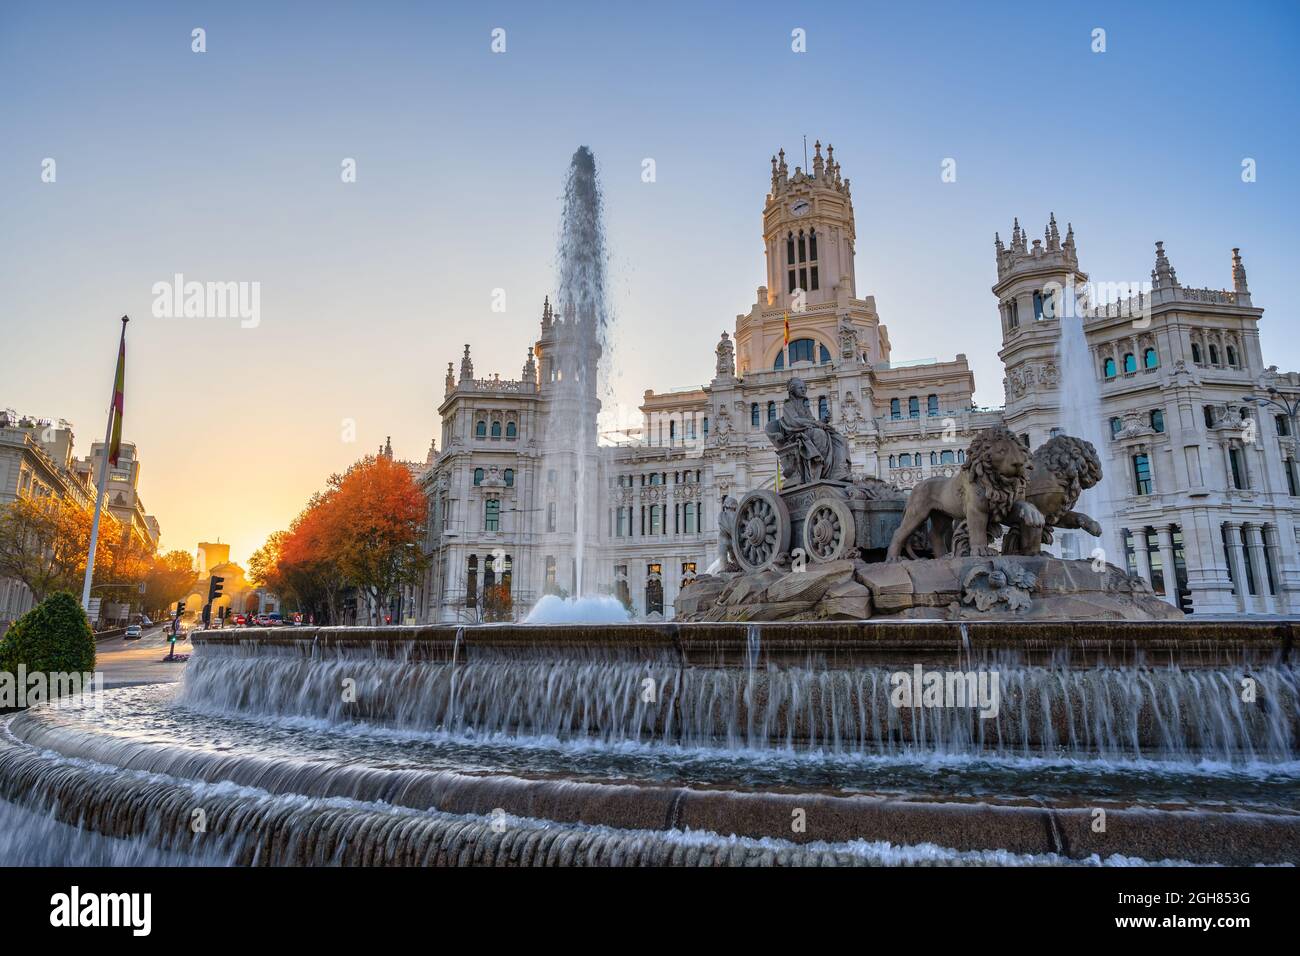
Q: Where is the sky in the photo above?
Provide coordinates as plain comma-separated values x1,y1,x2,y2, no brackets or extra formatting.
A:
2,1,1298,567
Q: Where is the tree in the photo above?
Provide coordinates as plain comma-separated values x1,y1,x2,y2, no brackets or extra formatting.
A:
143,550,199,617
0,591,96,677
327,456,428,624
0,496,118,604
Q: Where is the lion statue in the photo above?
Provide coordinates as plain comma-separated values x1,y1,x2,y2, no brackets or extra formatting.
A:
886,426,1042,560
1001,435,1103,556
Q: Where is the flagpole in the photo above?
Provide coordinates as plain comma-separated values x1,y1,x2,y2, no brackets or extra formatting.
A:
81,316,129,613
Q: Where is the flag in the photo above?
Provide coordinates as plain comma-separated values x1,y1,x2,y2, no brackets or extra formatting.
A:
108,319,126,466
783,312,790,346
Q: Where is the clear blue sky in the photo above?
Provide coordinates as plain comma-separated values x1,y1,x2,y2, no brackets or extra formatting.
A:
2,0,1297,563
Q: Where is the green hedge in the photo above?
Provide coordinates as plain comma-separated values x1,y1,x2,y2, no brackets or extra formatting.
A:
0,591,96,676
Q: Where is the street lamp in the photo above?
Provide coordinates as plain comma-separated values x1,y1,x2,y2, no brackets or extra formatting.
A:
1243,387,1300,492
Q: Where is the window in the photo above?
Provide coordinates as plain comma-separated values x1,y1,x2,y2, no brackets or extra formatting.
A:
650,505,661,535
490,421,502,439
930,451,938,465
1287,458,1298,497
473,467,484,486
669,420,676,442
1203,405,1216,428
1150,409,1165,433
817,395,829,421
890,398,901,420
1227,346,1238,367
1191,342,1202,363
908,396,920,419
1033,290,1044,320
1005,298,1020,330
684,504,696,534
1103,357,1117,379
1143,347,1158,370
475,420,487,438
703,417,709,438
888,455,896,468
1229,447,1246,490
1209,344,1220,365
772,338,830,369
504,468,514,487
1133,453,1152,495
1276,414,1290,437
1110,417,1123,437
1123,353,1137,374
899,453,913,467
646,564,664,616
767,401,777,423
484,498,500,532
547,502,556,532
927,394,939,416
940,450,955,465
751,403,760,427
506,422,517,439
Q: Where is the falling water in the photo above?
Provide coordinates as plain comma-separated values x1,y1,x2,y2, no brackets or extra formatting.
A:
539,146,612,598
1057,285,1123,562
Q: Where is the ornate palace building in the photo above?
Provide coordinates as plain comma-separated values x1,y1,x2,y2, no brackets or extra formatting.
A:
409,142,1299,622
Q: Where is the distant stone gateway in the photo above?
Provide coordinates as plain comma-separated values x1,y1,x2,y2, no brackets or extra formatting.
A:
678,385,1182,623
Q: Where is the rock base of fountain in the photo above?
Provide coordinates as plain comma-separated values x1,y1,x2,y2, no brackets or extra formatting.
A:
677,556,1183,622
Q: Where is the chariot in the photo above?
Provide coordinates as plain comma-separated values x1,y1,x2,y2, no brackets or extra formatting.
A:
731,479,907,572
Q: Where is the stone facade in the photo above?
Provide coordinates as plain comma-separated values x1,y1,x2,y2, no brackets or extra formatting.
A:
410,143,1299,621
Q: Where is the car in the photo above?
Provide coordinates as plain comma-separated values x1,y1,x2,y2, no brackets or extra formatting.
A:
124,624,143,640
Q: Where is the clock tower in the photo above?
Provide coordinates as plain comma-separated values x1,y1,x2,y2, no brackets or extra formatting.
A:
762,140,857,312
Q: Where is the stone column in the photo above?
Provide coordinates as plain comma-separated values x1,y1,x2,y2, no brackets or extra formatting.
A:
1222,521,1250,613
1262,524,1287,613
1156,525,1179,607
1130,528,1153,587
1244,523,1272,614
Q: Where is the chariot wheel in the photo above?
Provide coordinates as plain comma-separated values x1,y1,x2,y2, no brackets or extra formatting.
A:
803,495,856,563
733,490,792,572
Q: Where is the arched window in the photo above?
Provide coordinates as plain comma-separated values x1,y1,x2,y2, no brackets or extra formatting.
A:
504,468,514,487
751,403,760,427
1103,357,1117,379
930,451,938,465
927,394,939,416
1109,417,1122,437
669,420,676,442
940,450,955,465
899,453,912,467
484,498,500,532
1123,353,1137,374
1150,409,1165,433
888,455,896,468
890,398,901,420
817,395,829,421
1143,347,1158,370
475,420,487,438
908,396,920,419
1227,346,1238,367
473,467,485,486
774,338,829,369
1209,344,1220,365
490,420,502,439
767,401,777,423
505,422,517,439
1191,342,1202,364
957,450,965,463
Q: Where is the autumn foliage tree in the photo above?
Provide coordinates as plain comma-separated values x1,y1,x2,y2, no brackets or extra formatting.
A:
0,496,120,604
253,456,427,624
143,550,199,618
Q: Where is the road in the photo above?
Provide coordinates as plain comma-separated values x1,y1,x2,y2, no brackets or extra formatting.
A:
95,623,194,689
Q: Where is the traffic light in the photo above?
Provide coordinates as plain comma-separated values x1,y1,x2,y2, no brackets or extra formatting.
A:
208,575,225,602
175,601,186,616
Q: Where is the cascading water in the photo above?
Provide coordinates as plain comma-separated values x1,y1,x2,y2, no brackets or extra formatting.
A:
537,146,612,602
1057,285,1123,562
2,625,1298,866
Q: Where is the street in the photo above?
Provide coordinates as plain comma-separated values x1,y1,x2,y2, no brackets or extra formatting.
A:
94,623,193,689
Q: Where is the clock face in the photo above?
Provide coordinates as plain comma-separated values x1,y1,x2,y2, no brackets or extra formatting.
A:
790,199,811,217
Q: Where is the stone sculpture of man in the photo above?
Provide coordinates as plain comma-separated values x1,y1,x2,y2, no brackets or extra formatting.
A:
765,378,852,484
717,495,740,571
